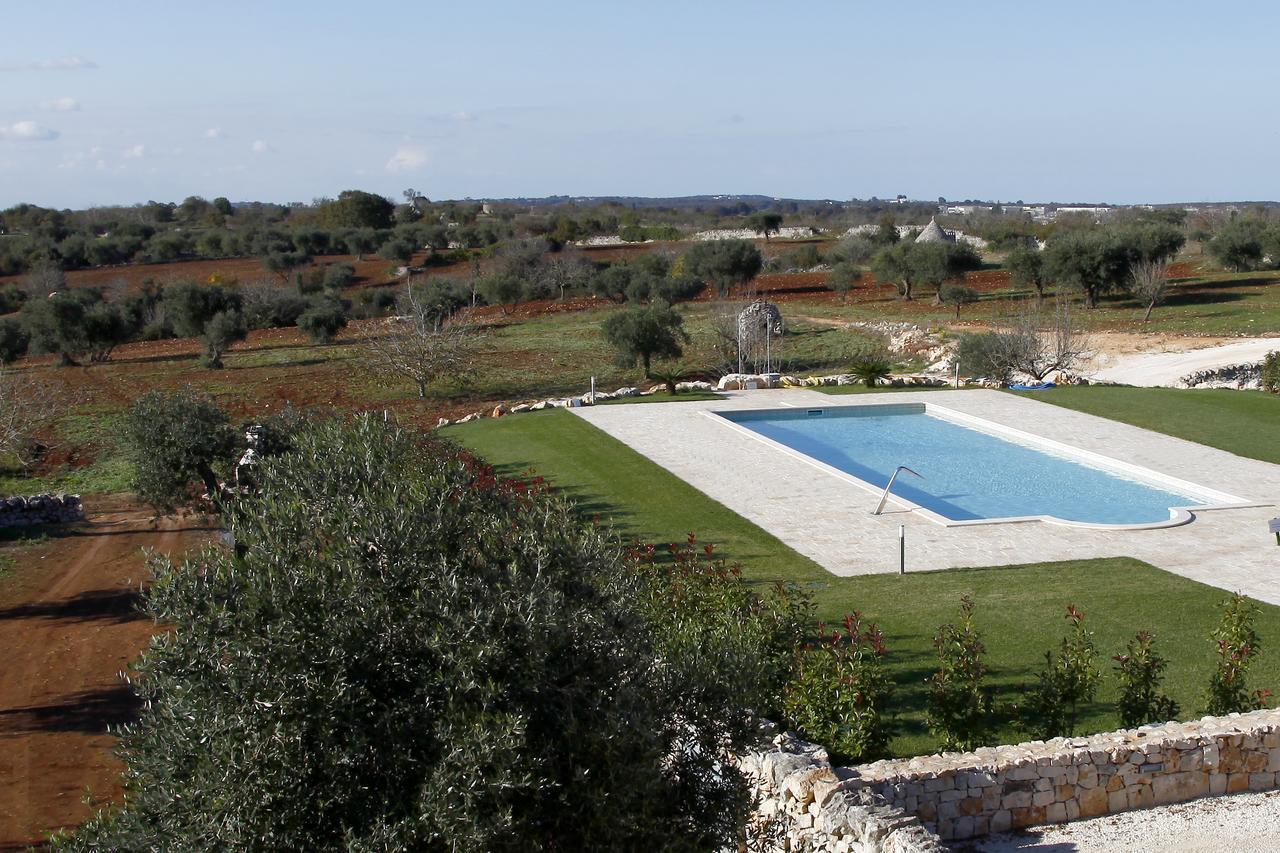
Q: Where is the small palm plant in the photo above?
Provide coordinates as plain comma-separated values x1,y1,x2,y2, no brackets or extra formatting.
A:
846,339,894,387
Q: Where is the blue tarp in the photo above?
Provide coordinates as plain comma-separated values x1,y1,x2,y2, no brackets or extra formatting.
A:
1009,382,1057,391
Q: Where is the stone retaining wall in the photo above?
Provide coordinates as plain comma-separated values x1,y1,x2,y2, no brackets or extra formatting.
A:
740,731,946,852
838,709,1280,841
1179,361,1262,390
0,493,84,528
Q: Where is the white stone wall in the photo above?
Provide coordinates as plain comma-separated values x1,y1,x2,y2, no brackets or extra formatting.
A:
838,710,1280,841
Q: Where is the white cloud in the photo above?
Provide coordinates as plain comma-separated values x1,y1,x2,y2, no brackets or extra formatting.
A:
251,139,272,154
41,97,81,112
450,111,476,123
0,56,97,72
0,120,59,141
123,144,146,159
386,144,428,172
205,127,225,139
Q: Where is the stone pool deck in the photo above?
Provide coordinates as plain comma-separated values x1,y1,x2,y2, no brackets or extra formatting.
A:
572,389,1280,604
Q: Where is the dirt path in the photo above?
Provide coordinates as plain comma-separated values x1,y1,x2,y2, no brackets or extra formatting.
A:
0,498,210,850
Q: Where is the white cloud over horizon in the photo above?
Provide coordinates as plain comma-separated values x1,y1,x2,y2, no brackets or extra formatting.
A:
0,121,60,141
386,144,428,172
205,127,225,139
251,139,272,154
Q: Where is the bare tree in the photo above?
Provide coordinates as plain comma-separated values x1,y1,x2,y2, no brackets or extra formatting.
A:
997,298,1090,381
1129,259,1170,322
357,284,486,399
0,369,68,468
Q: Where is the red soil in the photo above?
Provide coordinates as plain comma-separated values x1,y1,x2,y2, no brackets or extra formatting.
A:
0,497,210,849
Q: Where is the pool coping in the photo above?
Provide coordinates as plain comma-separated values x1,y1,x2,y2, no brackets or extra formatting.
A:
703,401,1266,531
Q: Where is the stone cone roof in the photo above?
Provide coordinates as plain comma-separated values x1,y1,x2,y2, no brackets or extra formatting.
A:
915,218,953,243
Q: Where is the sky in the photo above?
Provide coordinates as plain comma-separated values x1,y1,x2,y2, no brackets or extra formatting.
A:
1,0,1278,209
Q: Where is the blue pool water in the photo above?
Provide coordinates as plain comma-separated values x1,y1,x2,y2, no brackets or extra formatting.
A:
719,404,1206,525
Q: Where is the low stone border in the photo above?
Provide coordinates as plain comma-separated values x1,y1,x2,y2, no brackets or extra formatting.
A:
829,709,1280,842
1180,361,1262,390
0,493,84,528
739,729,946,852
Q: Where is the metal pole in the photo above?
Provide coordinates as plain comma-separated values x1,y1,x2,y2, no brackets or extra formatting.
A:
872,465,923,515
954,361,960,389
899,524,905,574
590,375,596,404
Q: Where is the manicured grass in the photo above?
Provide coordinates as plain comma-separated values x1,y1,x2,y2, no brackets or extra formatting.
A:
447,408,1280,756
599,390,723,405
820,383,959,396
1014,386,1280,465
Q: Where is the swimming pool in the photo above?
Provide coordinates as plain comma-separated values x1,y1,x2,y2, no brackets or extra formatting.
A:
713,403,1248,528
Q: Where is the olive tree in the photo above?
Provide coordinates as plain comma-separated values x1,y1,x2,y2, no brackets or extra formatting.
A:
1207,218,1266,272
601,301,690,379
683,239,763,298
871,241,980,301
1042,230,1131,308
125,388,237,511
62,416,793,851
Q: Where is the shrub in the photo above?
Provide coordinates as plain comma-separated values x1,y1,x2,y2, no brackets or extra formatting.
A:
926,596,992,751
827,260,862,302
65,417,773,850
1113,631,1178,728
0,283,27,314
199,309,247,368
845,339,893,387
322,262,356,291
783,613,893,763
938,283,979,318
1263,351,1279,393
297,297,348,343
125,388,237,512
0,317,29,363
241,285,308,330
956,331,1016,383
1205,592,1270,715
1018,605,1102,739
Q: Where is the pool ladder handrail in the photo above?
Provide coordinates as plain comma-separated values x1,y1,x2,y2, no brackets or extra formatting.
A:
872,465,923,515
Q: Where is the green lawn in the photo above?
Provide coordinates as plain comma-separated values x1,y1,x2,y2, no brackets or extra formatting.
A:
445,406,1280,757
1014,386,1280,465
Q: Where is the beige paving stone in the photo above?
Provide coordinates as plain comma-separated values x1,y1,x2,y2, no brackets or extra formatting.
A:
574,389,1280,603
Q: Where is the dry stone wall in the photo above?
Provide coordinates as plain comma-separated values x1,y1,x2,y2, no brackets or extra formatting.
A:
744,711,1280,847
0,493,84,528
837,709,1280,841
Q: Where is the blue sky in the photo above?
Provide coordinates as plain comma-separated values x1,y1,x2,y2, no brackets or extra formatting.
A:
1,1,1277,208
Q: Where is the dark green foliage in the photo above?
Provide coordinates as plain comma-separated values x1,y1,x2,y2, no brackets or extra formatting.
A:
1043,229,1133,308
682,239,763,297
956,332,1016,383
1005,245,1046,299
783,613,893,763
601,301,690,378
161,281,242,338
927,596,992,751
0,283,27,314
746,212,783,239
200,310,247,368
297,296,348,344
322,262,356,291
1208,218,1266,272
619,224,681,242
261,248,313,281
478,273,524,314
1019,606,1102,739
845,338,893,387
241,286,309,330
356,287,399,318
19,290,99,365
772,243,822,271
1113,631,1178,728
124,388,236,512
1263,351,1279,393
378,237,416,264
321,189,395,230
1120,222,1186,265
938,283,979,317
871,241,981,300
0,317,30,363
66,417,769,850
829,235,878,266
82,300,138,362
1205,593,1269,715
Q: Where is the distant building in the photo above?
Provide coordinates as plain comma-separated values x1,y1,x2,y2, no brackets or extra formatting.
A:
889,194,909,205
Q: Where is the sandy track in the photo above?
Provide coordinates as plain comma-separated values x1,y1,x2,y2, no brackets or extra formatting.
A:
1086,336,1280,387
0,499,210,850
